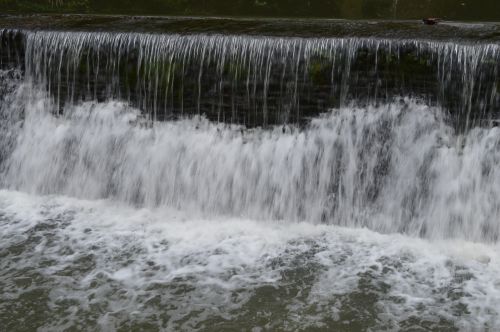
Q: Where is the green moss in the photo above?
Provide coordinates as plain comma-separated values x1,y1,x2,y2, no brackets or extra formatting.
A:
309,57,332,86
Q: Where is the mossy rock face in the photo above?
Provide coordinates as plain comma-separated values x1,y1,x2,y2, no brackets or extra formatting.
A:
1,29,498,129
0,30,25,71
309,57,332,86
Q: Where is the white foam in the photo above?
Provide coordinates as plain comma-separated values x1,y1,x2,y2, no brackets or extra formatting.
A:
1,190,500,330
2,88,500,242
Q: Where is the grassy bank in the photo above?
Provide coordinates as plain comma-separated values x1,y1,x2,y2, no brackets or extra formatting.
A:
0,0,498,21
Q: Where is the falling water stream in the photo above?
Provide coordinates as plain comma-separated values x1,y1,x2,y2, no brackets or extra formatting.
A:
392,0,398,18
1,17,500,330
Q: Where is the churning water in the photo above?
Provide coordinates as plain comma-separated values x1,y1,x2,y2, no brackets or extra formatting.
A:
1,21,500,330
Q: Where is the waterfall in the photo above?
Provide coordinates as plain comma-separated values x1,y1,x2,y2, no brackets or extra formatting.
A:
0,29,499,242
1,75,500,242
2,19,500,331
2,29,498,129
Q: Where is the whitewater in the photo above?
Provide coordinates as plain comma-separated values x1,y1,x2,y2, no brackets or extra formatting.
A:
1,24,500,330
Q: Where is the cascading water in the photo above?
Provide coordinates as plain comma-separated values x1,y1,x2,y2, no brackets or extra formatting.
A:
4,88,500,242
392,0,398,18
2,29,499,128
1,18,500,331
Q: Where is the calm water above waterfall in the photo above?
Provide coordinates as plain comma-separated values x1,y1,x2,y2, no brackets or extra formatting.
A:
1,16,500,331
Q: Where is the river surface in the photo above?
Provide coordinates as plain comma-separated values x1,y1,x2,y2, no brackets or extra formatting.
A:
2,189,500,331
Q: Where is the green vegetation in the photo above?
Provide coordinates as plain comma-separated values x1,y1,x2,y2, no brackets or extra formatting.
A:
0,0,498,21
0,0,88,12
